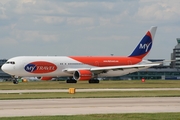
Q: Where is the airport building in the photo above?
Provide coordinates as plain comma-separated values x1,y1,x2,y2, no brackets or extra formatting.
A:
1,38,180,80
0,59,11,80
119,66,180,80
170,38,180,68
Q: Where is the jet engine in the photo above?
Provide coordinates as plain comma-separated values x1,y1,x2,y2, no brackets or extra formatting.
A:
73,70,93,81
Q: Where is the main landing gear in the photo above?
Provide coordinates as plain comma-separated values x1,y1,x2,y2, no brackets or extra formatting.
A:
66,77,77,83
89,78,99,84
66,77,100,84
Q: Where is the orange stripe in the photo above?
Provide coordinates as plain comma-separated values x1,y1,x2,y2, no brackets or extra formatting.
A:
69,56,142,67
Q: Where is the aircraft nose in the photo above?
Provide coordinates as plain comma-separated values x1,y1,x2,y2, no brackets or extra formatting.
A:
1,64,8,73
1,64,13,74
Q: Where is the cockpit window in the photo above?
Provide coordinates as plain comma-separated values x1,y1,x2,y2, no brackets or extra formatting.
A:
6,61,15,64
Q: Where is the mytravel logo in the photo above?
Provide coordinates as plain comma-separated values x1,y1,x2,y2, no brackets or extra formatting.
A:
24,61,57,73
139,42,152,52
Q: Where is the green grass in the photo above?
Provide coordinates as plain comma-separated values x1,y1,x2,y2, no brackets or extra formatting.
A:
0,80,180,90
0,113,180,120
0,90,180,100
0,80,180,99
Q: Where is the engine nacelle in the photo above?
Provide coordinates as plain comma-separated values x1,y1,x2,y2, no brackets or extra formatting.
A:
37,77,54,81
73,70,93,81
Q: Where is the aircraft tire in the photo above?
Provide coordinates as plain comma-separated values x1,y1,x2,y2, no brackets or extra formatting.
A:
66,79,77,83
89,79,99,84
13,79,18,84
96,80,100,83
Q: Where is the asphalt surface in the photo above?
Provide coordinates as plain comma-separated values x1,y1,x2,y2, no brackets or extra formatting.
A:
1,88,180,93
0,97,179,117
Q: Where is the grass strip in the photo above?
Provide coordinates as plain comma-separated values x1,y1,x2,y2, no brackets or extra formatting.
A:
0,113,180,120
0,80,180,90
0,90,180,100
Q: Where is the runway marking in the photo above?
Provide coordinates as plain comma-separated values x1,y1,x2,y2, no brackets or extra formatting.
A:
0,88,180,93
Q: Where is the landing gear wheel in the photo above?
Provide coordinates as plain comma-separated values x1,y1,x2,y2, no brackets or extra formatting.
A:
89,79,99,84
13,78,18,84
66,78,77,83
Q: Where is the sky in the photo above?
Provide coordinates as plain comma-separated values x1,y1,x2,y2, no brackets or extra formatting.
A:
0,0,180,60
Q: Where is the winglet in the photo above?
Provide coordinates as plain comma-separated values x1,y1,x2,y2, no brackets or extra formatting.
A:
129,26,157,59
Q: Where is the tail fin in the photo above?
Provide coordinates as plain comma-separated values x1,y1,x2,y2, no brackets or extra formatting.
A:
129,26,157,59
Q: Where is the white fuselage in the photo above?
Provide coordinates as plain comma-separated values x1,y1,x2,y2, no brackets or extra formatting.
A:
1,56,150,78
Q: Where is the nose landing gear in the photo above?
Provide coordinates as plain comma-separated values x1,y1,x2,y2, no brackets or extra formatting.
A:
11,76,19,84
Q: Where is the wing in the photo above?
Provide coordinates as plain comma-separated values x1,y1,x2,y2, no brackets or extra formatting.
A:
62,63,161,74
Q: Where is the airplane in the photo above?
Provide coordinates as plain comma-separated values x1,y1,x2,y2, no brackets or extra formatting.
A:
2,26,161,84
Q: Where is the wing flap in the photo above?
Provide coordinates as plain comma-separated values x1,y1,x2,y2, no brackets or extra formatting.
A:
91,63,160,72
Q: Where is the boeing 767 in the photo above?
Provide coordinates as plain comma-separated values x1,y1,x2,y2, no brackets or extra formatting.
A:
2,26,161,84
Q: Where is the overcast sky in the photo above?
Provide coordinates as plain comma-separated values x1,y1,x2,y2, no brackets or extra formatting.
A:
0,0,180,60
